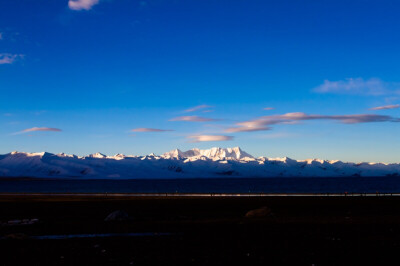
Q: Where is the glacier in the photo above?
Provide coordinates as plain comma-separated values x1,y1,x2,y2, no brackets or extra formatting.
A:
0,147,399,179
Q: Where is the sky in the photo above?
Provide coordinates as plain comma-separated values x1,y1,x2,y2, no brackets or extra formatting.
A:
1,0,400,162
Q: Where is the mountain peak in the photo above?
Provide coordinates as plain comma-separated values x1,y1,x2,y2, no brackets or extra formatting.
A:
163,147,253,160
87,152,107,159
1,149,399,178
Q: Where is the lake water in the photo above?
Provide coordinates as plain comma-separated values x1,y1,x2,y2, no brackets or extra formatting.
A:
1,176,400,193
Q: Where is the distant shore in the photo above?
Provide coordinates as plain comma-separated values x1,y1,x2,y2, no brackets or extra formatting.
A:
1,176,400,194
0,192,399,199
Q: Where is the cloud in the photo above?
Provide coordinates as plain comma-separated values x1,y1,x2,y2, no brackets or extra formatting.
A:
131,128,174,132
0,32,3,40
170,116,219,122
227,126,271,133
23,127,62,133
15,127,62,135
0,53,24,64
188,135,234,142
184,105,213,112
369,104,400,110
226,112,400,132
314,78,400,96
263,107,274,110
68,0,99,10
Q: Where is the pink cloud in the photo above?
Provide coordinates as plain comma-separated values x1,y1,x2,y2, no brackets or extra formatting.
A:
370,104,400,110
16,127,62,134
0,53,24,64
263,107,274,110
226,112,400,132
188,135,234,142
226,126,271,133
170,116,219,122
131,128,174,132
184,105,213,112
68,0,99,10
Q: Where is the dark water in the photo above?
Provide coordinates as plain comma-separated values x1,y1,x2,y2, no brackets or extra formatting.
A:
1,176,400,193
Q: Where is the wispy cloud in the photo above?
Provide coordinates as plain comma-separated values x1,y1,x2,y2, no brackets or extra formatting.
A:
131,128,174,132
263,107,274,110
227,126,272,133
0,53,24,64
15,127,62,135
369,104,400,110
188,135,234,142
184,105,213,113
0,32,3,40
170,116,219,122
226,112,400,133
314,78,400,96
68,0,99,11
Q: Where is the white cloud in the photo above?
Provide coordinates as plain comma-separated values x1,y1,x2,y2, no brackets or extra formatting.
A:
369,104,400,110
314,78,400,96
188,135,234,142
0,53,24,64
68,0,100,11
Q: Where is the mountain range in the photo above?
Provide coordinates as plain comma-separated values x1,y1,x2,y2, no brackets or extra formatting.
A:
0,147,399,179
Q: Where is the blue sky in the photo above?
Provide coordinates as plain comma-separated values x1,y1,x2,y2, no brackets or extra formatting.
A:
1,0,400,162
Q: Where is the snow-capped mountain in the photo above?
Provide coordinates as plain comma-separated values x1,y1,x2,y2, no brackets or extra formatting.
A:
163,147,253,160
0,147,399,179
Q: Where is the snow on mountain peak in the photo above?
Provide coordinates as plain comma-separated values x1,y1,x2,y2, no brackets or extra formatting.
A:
87,152,107,159
163,147,253,160
110,154,126,160
0,148,399,179
200,147,253,160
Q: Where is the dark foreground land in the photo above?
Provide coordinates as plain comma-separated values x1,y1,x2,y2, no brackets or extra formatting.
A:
1,195,400,265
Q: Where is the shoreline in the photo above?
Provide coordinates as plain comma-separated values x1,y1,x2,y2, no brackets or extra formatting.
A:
0,192,398,199
1,176,400,194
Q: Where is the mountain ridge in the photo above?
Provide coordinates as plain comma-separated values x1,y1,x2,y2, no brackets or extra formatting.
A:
0,147,399,179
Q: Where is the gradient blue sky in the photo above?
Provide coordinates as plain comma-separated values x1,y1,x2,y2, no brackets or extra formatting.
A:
1,0,400,162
